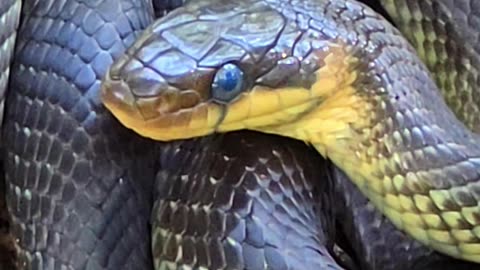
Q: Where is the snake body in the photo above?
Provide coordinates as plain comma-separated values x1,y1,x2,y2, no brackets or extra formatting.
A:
381,0,480,132
1,0,480,269
102,0,480,265
0,0,21,268
3,0,158,268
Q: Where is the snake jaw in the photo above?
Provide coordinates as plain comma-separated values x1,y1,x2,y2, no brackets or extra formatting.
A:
101,71,226,140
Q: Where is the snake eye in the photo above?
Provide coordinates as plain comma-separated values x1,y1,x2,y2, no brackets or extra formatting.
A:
211,63,245,102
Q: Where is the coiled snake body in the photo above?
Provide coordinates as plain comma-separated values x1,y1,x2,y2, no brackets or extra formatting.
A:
1,0,480,269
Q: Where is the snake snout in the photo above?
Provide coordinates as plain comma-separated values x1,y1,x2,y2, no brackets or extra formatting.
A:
100,52,226,141
101,70,143,121
103,69,201,119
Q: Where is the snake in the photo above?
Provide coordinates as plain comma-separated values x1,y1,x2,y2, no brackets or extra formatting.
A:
100,0,480,267
1,0,480,269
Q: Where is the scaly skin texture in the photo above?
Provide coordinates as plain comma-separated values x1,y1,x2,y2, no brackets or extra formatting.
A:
380,0,480,133
152,131,341,269
3,0,157,269
0,0,21,128
3,0,480,269
102,0,480,263
0,0,22,268
333,166,478,269
2,1,357,269
1,1,353,269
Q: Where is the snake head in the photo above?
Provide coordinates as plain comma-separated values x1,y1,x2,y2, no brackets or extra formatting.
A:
101,0,363,141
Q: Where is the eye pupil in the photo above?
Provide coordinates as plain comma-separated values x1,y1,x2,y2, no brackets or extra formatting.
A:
211,63,245,102
222,70,238,92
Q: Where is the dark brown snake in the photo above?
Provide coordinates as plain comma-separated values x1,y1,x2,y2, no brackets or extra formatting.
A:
1,0,480,269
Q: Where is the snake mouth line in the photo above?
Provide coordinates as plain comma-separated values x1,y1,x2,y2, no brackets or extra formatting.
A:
101,72,327,141
101,72,225,140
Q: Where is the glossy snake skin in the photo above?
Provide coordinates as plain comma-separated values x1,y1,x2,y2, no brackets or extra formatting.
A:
0,1,21,268
101,0,480,266
1,0,479,270
3,0,157,269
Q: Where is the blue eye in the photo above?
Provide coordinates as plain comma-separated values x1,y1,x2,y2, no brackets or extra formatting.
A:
211,63,245,102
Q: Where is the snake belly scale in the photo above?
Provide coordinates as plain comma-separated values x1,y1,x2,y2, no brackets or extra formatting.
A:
102,0,480,264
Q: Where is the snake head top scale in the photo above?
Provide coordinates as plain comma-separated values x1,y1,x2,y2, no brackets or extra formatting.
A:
102,0,480,263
